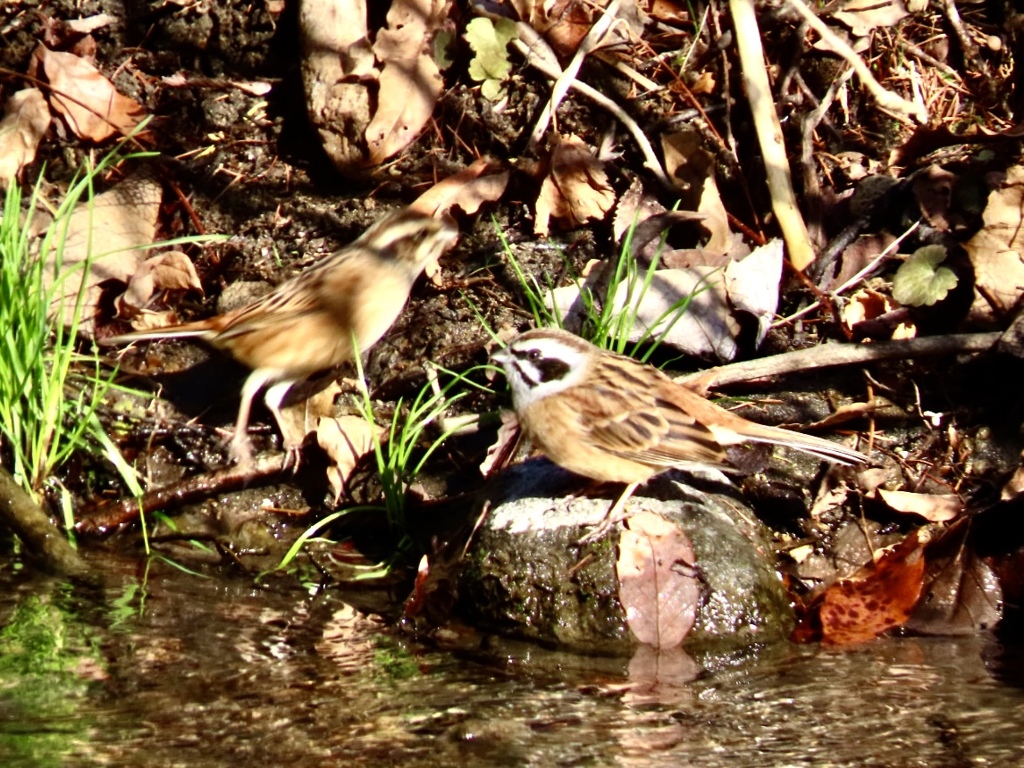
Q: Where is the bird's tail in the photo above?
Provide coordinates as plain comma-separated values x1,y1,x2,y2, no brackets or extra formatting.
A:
102,321,213,347
736,422,868,465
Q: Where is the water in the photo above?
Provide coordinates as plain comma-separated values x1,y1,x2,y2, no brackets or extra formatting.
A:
1,554,1021,767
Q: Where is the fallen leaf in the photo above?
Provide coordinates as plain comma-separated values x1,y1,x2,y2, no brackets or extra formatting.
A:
480,408,522,478
46,171,162,334
616,511,700,649
662,128,735,258
549,265,739,360
965,165,1024,323
831,0,909,37
724,238,783,347
841,287,916,338
1001,450,1024,501
65,13,115,34
0,88,50,186
904,521,1001,635
877,489,963,522
365,0,447,166
408,156,509,219
117,250,204,318
36,45,145,142
819,529,929,645
317,413,382,504
534,133,615,235
299,0,376,173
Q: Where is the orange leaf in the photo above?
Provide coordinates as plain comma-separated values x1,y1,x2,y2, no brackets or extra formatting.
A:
820,530,928,645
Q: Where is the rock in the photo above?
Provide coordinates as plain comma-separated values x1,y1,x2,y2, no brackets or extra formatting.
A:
446,459,793,654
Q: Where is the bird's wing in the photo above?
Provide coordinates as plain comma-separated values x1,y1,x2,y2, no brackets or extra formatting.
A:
579,378,728,469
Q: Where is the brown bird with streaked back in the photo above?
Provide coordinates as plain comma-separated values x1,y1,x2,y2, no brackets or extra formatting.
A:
491,327,867,532
107,207,458,465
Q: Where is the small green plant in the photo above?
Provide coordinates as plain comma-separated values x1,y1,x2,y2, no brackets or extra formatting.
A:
277,360,491,574
465,16,518,100
892,244,958,307
0,153,147,503
497,216,705,360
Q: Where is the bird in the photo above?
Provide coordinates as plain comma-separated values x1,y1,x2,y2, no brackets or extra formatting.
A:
491,327,868,536
106,207,458,465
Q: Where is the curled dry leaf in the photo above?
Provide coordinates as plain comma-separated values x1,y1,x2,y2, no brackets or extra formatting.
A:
117,251,204,320
0,88,51,187
534,133,615,235
904,521,1001,636
661,128,735,258
366,0,447,166
317,414,382,504
36,45,145,142
876,489,963,522
724,238,783,347
299,0,449,174
408,156,509,219
616,511,700,649
965,164,1024,323
841,287,916,338
831,0,909,38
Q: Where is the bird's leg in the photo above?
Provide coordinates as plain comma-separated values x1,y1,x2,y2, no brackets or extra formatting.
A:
263,379,302,471
229,369,277,467
578,481,640,544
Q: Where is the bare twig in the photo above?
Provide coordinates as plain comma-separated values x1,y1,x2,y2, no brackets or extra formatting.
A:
678,332,999,389
76,452,288,535
528,0,623,147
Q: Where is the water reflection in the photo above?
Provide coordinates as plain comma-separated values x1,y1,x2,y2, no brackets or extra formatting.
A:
1,554,1023,767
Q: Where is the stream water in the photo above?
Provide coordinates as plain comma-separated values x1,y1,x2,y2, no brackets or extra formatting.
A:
1,552,1021,767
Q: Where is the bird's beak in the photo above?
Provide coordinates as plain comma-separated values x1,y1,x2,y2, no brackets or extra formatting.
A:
490,347,510,365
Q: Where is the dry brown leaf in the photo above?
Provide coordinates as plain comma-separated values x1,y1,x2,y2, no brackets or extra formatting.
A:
65,13,115,34
513,0,597,55
480,408,522,478
616,511,700,649
47,172,162,333
408,157,509,219
644,0,690,24
965,165,1024,323
535,133,615,235
299,0,375,173
36,45,145,142
117,251,203,317
0,88,51,186
317,414,382,504
724,238,783,347
904,522,1002,636
841,287,916,338
1001,450,1024,501
832,0,909,37
661,128,734,257
365,0,447,166
549,265,739,360
819,529,928,645
877,489,963,522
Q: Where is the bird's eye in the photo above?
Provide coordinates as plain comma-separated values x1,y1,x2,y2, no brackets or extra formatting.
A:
527,349,542,361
